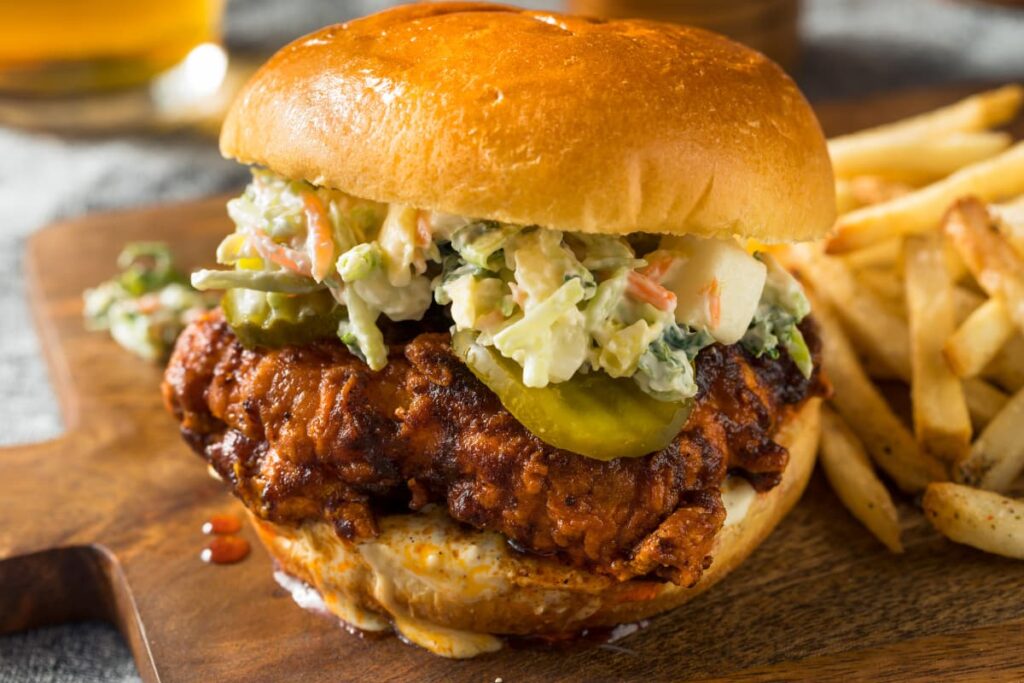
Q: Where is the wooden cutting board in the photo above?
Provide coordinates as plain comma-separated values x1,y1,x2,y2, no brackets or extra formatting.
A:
3,85,1024,682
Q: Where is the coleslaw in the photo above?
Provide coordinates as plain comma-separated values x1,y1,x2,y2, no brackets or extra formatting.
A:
192,169,815,401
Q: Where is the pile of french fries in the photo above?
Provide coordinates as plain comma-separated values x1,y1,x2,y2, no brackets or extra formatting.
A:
780,85,1024,558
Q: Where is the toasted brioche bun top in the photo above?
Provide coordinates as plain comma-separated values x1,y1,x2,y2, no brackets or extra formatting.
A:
221,2,835,242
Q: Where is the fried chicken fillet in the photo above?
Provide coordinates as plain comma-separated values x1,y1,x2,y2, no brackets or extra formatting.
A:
163,312,824,587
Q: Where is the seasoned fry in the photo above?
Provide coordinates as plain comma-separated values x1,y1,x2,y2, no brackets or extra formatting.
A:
841,237,901,271
950,285,1024,391
835,178,859,215
855,268,904,309
830,131,1012,183
963,377,1011,430
819,406,903,552
808,264,1014,413
943,240,969,283
983,335,1024,392
840,85,1021,138
923,482,1024,560
944,197,1024,337
819,88,1024,559
953,284,985,324
828,86,1023,165
796,244,1003,459
813,296,945,492
827,142,1024,254
992,195,1024,257
956,387,1024,492
904,234,972,462
789,246,911,379
846,176,915,206
943,298,1015,379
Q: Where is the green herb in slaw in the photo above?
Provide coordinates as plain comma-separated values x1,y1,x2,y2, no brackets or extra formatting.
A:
83,242,215,361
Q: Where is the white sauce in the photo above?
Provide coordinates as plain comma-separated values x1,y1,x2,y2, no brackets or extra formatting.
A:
721,476,756,527
273,569,330,616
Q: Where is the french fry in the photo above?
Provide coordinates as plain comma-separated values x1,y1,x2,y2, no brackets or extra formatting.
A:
904,234,972,463
953,284,985,324
827,142,1024,254
963,377,1011,430
943,298,1015,379
951,285,1024,392
798,252,1000,459
828,86,1022,164
813,297,945,492
944,197,1024,336
835,178,860,215
841,237,902,271
846,176,915,206
800,260,1012,418
789,246,911,379
830,132,1012,183
991,195,1024,257
855,268,904,309
943,240,969,283
956,386,1024,492
983,335,1024,392
819,406,903,552
923,482,1024,560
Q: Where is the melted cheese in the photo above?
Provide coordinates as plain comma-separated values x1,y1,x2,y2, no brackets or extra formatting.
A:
268,509,507,657
262,500,733,659
357,518,504,657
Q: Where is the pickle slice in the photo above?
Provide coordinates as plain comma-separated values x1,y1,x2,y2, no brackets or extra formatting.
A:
452,331,693,460
222,288,344,348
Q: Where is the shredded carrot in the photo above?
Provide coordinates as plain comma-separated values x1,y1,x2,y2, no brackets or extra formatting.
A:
626,271,676,312
416,210,433,247
252,235,308,275
136,294,161,315
302,191,336,282
247,232,310,276
508,282,527,308
641,254,675,281
699,278,721,327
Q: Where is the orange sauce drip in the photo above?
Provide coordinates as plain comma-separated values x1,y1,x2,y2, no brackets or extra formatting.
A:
200,535,250,565
202,513,242,535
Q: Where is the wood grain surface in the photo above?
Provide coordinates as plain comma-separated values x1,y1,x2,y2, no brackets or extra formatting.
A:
2,85,1023,682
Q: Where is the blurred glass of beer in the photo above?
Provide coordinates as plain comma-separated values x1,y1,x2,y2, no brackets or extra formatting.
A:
567,0,800,70
0,0,224,95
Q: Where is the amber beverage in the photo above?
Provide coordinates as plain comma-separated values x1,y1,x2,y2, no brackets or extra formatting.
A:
0,0,224,95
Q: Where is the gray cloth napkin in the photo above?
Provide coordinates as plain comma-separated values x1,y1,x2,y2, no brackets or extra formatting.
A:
1,1,1022,681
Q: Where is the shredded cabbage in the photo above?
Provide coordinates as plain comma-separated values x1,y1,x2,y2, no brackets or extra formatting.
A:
635,324,715,401
492,277,588,386
84,243,214,361
740,253,814,378
336,243,382,283
192,169,816,399
451,220,522,270
338,285,387,370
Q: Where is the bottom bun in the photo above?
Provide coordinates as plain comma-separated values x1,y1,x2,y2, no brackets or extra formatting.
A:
250,398,821,658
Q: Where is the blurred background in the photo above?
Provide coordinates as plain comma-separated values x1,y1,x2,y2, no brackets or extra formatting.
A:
0,0,1022,680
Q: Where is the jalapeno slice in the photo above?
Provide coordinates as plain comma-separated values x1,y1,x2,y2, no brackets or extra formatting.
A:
452,331,693,460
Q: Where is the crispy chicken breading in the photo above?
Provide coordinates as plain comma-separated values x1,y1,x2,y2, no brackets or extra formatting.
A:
163,312,823,586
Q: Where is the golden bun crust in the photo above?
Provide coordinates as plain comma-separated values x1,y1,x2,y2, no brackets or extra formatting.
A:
250,398,821,658
220,2,834,242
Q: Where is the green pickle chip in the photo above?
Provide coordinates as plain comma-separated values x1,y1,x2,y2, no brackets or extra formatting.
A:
222,288,344,348
452,331,693,460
